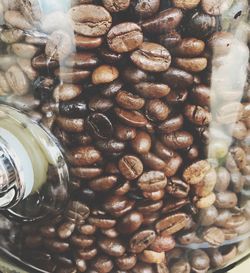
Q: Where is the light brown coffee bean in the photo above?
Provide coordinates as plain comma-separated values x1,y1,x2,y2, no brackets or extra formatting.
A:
98,237,126,257
115,107,148,127
129,230,156,253
134,82,171,99
57,222,75,239
107,22,143,53
202,227,225,247
16,58,38,81
115,254,137,271
75,35,103,49
0,72,11,95
172,0,201,10
53,84,82,102
140,250,165,264
138,171,167,192
161,131,193,150
11,43,39,59
4,10,33,30
145,99,170,121
118,155,143,180
102,0,130,12
172,38,205,57
150,235,175,253
92,65,119,85
131,42,171,72
5,65,29,95
54,68,91,83
183,160,211,184
116,90,145,110
215,191,238,209
195,192,216,209
194,168,217,197
68,4,112,37
201,0,233,16
174,57,207,72
19,0,42,24
0,28,24,44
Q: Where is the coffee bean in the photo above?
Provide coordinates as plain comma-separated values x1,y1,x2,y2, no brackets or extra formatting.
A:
54,68,91,83
101,79,123,97
91,256,114,273
134,82,171,99
159,31,182,49
138,171,167,192
158,115,184,134
172,38,205,57
115,124,137,141
199,205,218,226
88,216,116,229
40,225,56,239
88,95,113,112
149,235,175,253
207,249,224,268
12,43,39,59
16,57,38,81
4,10,33,30
161,131,193,150
86,113,113,139
142,8,183,34
215,191,238,209
129,230,156,253
189,250,210,272
145,99,170,121
201,0,233,16
115,107,148,127
57,222,75,239
140,153,166,171
140,250,165,264
119,155,143,180
117,211,143,234
166,177,190,198
116,254,137,270
59,100,88,118
107,22,143,53
99,46,123,64
195,192,216,209
67,146,102,166
132,0,160,19
172,0,201,10
92,65,119,85
89,175,118,191
44,239,70,253
98,237,126,257
96,139,125,154
53,84,82,102
116,90,145,110
66,201,90,223
131,262,154,273
0,28,24,44
75,35,103,49
131,130,151,154
143,190,165,201
64,52,100,69
156,213,189,236
215,167,230,192
202,227,225,247
170,259,191,273
190,84,210,107
183,160,211,184
0,71,11,95
161,67,194,89
102,0,130,13
174,57,207,72
32,54,58,70
122,65,149,84
104,195,135,217
57,117,85,133
68,5,112,37
131,42,171,72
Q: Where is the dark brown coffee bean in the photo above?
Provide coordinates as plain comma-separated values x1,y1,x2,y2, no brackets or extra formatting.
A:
102,0,130,12
116,254,137,270
70,167,103,179
158,115,184,134
59,100,88,118
89,96,113,112
115,124,137,141
66,201,90,223
57,117,85,133
91,256,114,273
153,141,176,161
115,107,148,127
190,84,210,107
164,154,183,177
184,104,211,126
159,31,182,49
24,234,43,248
140,153,166,171
53,84,82,102
96,139,125,154
137,199,163,214
88,216,116,229
122,65,149,84
145,99,170,121
161,67,194,89
78,224,96,235
155,213,189,236
183,160,211,184
67,146,102,166
107,22,143,53
207,249,224,268
71,234,94,248
215,191,238,209
132,0,160,19
54,68,91,83
170,259,190,273
44,239,70,253
117,211,143,234
143,190,165,201
89,175,117,191
138,171,167,192
161,131,193,150
172,0,201,10
131,42,171,72
101,80,123,97
98,237,126,257
68,5,112,37
40,225,56,239
166,177,190,198
104,195,135,217
166,89,188,104
116,90,145,110
57,222,75,239
129,230,156,253
99,46,123,64
131,130,151,154
32,54,59,70
172,38,205,57
86,113,113,139
92,65,119,85
142,8,183,34
64,52,99,68
149,235,175,253
75,35,103,49
119,155,143,180
134,82,171,99
101,227,119,238
189,250,210,272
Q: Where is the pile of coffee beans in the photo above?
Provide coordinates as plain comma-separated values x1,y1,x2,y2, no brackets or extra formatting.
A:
0,0,250,272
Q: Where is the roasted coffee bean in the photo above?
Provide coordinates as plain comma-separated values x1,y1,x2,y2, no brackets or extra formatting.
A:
117,211,143,234
96,139,125,154
129,230,156,253
116,90,145,110
207,249,224,268
16,57,38,81
44,239,70,253
68,146,102,167
56,117,85,133
54,68,91,83
138,171,167,192
58,100,88,118
131,42,171,72
86,113,113,139
75,35,103,49
132,0,160,19
143,190,165,201
122,65,149,84
161,68,194,89
140,250,165,264
187,11,216,38
40,225,56,239
91,256,114,273
71,167,102,179
183,160,211,184
88,216,116,229
53,84,82,102
170,259,191,273
131,262,154,273
57,222,75,239
166,177,190,198
131,130,151,154
189,250,210,272
68,5,112,37
107,22,143,53
161,131,193,150
137,199,163,214
166,89,188,104
4,10,33,30
190,84,210,107
140,153,166,171
115,254,137,270
194,192,216,209
115,124,137,141
145,99,170,121
99,46,123,64
199,205,218,226
115,107,148,127
201,0,233,16
0,28,24,44
172,38,205,57
142,8,183,34
89,175,117,191
172,0,201,10
102,0,130,13
32,54,58,70
98,237,126,257
174,57,207,73
150,235,175,253
104,195,135,217
64,52,99,68
101,227,119,238
88,95,113,112
158,115,184,134
215,191,238,209
119,155,143,180
159,31,182,49
12,43,39,58
71,234,94,248
134,82,171,99
92,65,119,85
101,79,123,97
